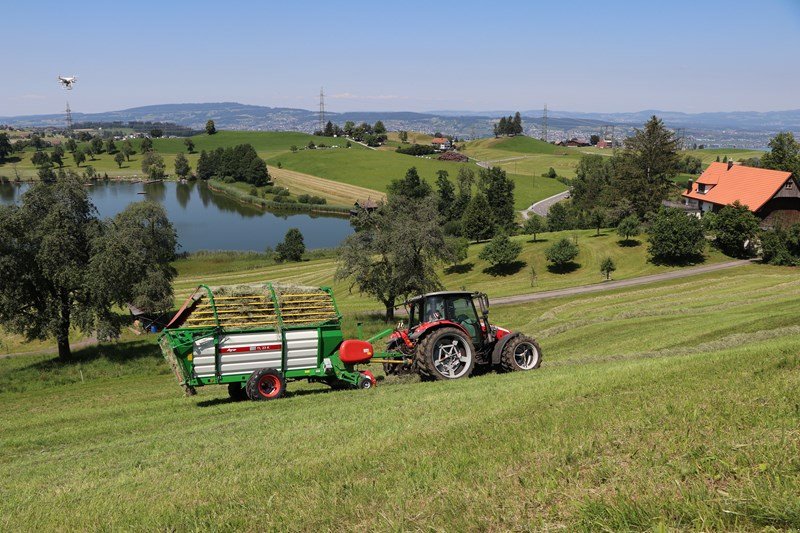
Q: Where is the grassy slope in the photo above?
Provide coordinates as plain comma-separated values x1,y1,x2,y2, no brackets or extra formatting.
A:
170,229,729,315
463,136,584,179
1,265,798,530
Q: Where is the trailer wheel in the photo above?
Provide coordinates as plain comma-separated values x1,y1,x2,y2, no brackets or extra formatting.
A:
227,382,248,402
246,369,286,401
500,336,542,372
415,327,475,380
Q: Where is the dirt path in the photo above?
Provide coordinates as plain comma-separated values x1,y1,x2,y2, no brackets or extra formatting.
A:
491,260,751,306
521,190,570,220
269,167,385,206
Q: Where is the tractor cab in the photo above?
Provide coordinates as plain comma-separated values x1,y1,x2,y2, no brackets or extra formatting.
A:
406,291,492,346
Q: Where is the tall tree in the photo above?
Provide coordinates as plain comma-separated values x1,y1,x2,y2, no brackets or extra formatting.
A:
512,112,523,135
114,152,125,168
141,152,166,180
0,176,176,359
275,228,306,262
373,120,386,135
140,137,153,153
72,149,86,167
105,139,117,154
461,192,494,243
435,170,456,221
498,117,508,136
479,166,515,231
323,121,335,137
122,140,134,161
613,115,679,217
90,136,104,154
761,132,800,176
174,152,191,179
387,167,432,200
64,138,78,153
336,194,453,320
205,120,217,135
648,207,705,263
0,133,11,162
184,138,195,153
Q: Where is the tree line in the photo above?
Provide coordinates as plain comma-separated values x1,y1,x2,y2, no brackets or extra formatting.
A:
316,120,388,147
493,112,523,137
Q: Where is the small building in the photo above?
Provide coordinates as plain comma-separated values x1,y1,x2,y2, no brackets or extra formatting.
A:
682,161,800,227
350,198,380,216
430,137,452,151
595,138,613,149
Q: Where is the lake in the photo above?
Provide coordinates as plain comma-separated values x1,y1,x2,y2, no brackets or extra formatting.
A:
0,181,354,252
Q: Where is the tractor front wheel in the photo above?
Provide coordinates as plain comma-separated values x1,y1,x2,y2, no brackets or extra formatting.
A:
415,327,475,380
500,336,542,372
246,368,286,401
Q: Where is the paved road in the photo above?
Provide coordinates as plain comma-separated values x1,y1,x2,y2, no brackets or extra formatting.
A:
491,259,751,306
521,190,570,219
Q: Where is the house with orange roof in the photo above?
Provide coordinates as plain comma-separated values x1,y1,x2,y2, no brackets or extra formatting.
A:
682,161,800,227
430,137,452,151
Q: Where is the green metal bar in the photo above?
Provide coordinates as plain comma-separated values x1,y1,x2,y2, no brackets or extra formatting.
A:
268,283,287,375
367,328,394,344
322,286,342,322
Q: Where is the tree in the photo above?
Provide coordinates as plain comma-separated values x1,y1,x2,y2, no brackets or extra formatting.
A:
387,167,432,200
435,170,456,221
647,208,705,263
323,120,335,137
275,228,305,262
373,120,386,135
205,120,217,135
141,151,166,180
760,224,800,266
30,134,45,151
343,121,355,137
545,238,579,271
150,128,163,138
523,215,545,242
590,209,606,235
140,137,153,153
478,233,522,270
64,138,78,153
114,152,125,168
50,149,63,169
31,151,50,168
461,192,494,243
600,257,616,280
712,201,760,258
547,202,571,231
614,115,679,217
72,149,86,167
512,112,523,136
398,130,408,143
105,139,117,154
184,138,195,153
761,132,800,176
479,166,515,231
0,176,176,359
0,133,12,162
498,117,508,136
85,146,96,161
122,140,134,161
90,136,104,154
174,152,191,179
616,214,641,243
307,140,316,150
590,134,600,146
336,194,453,320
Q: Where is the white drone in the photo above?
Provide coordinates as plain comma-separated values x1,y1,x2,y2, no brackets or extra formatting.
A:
57,76,77,90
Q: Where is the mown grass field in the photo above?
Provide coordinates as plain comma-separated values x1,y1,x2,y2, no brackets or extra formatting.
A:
1,265,798,530
462,136,585,180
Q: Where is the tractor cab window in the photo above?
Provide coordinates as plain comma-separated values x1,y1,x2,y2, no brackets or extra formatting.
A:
447,296,481,344
422,296,446,322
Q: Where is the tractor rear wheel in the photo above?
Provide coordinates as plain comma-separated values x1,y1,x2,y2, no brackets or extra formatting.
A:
227,382,248,401
246,368,286,401
415,327,475,380
500,336,542,372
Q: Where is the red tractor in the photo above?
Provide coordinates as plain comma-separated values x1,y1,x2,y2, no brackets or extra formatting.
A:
383,291,542,380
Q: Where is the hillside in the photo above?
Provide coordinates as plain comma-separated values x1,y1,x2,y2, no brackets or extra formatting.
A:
1,264,797,529
463,135,587,182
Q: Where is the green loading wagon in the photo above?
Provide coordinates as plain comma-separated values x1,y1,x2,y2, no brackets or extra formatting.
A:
159,283,378,400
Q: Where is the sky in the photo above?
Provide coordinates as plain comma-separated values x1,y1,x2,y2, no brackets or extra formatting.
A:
3,0,800,116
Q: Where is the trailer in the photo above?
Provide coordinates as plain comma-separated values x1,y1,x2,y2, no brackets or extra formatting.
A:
159,283,376,400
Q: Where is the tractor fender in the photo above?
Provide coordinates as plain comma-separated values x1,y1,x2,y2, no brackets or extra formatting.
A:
410,320,471,342
491,332,522,365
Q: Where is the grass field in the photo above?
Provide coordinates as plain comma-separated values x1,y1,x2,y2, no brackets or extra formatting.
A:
684,147,765,165
462,136,586,180
1,265,798,530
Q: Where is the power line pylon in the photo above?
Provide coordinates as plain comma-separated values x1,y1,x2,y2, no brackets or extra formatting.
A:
541,104,548,142
65,101,73,132
318,87,326,133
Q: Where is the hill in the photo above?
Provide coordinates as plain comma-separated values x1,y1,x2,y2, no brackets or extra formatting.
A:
1,263,797,529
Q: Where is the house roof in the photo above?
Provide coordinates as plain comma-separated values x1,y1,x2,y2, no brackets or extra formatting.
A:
682,162,793,212
431,137,449,144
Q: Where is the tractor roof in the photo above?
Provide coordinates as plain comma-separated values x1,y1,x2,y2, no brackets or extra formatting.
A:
405,291,476,304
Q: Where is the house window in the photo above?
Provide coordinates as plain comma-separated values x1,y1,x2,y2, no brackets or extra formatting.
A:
697,184,706,194
785,181,794,189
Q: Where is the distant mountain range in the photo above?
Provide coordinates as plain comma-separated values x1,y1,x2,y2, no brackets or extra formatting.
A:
2,102,798,147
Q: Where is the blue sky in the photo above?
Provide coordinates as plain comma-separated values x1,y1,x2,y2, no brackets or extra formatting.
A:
3,0,799,116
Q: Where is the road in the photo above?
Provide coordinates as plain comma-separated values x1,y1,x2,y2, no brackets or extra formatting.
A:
491,259,751,306
521,190,571,219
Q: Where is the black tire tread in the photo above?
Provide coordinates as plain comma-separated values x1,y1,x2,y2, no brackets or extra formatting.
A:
414,327,475,380
245,368,286,401
500,335,542,372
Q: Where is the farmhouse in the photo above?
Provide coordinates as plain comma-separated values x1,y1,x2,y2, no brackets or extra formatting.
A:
682,161,800,227
430,137,452,151
595,138,613,149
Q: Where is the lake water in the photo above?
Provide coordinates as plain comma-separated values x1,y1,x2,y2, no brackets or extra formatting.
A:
0,181,354,252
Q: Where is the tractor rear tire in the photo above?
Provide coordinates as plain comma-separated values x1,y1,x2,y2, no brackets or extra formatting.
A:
227,382,248,402
500,336,542,372
246,368,286,401
415,327,475,380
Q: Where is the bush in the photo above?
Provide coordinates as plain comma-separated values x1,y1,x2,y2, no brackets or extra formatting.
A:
712,201,760,258
222,176,236,184
396,144,437,156
478,233,522,268
276,188,290,197
647,208,705,263
760,224,800,265
545,238,579,271
309,196,326,205
249,186,258,196
297,194,311,204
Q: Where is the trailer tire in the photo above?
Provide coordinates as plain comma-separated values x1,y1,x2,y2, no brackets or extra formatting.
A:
357,376,374,389
415,327,475,380
227,382,248,402
246,369,286,401
500,335,542,372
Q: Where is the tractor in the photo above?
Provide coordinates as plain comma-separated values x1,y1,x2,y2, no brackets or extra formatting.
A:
381,291,542,380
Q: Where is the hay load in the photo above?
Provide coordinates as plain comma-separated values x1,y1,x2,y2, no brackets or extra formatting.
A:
175,282,339,330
